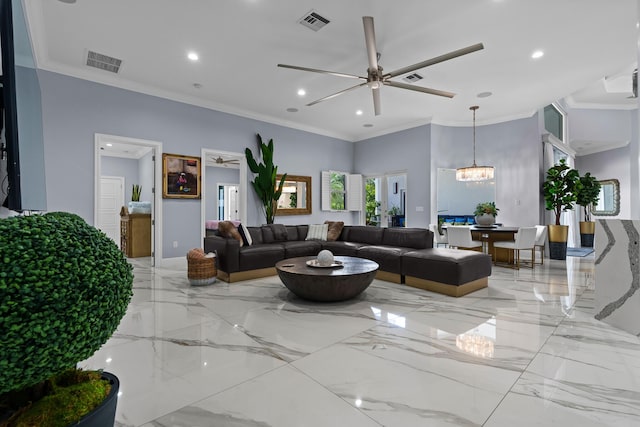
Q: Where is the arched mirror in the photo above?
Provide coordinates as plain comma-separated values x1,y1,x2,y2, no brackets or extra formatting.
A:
592,179,620,216
276,175,311,215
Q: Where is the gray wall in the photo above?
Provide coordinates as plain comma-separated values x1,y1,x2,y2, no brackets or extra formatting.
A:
575,146,631,219
354,125,431,228
101,156,139,203
39,70,354,258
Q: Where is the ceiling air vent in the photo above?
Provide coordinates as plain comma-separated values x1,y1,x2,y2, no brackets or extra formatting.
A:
402,73,423,83
86,50,122,73
298,10,330,31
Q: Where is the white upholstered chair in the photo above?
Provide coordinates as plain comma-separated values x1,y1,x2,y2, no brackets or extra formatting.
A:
534,225,547,265
446,226,483,251
493,226,537,269
429,224,448,248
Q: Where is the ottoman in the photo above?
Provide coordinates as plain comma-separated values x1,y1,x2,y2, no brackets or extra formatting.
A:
402,248,492,297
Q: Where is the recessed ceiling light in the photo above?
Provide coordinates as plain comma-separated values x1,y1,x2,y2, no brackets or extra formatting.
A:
187,51,199,61
286,107,299,113
297,89,306,96
356,110,363,116
106,143,113,147
363,124,373,128
531,50,544,59
477,91,492,98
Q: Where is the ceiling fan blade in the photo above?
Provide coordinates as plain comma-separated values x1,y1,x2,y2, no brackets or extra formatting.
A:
277,64,365,80
362,16,379,72
372,87,381,116
385,81,455,98
386,43,484,78
307,82,368,107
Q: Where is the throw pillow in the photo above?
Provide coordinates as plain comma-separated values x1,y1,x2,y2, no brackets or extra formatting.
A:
238,223,253,246
324,221,344,241
305,223,328,241
218,221,243,247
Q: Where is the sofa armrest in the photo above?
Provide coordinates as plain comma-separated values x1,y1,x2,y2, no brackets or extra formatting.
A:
204,235,240,273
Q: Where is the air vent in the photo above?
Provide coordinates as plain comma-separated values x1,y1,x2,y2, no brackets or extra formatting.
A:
298,10,330,31
86,50,122,73
402,73,423,83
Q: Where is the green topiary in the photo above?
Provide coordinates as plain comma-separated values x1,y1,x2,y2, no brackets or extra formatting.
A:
0,212,133,395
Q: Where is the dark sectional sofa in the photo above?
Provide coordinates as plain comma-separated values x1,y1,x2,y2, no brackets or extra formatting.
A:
203,224,492,297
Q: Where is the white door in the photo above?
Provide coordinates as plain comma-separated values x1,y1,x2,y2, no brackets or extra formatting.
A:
98,176,124,246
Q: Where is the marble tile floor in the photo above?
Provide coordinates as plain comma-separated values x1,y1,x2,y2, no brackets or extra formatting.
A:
80,254,640,426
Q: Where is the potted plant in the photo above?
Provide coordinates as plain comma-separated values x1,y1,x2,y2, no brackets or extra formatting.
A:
131,184,142,202
575,172,601,247
474,201,499,226
245,134,287,224
0,212,133,426
542,158,581,260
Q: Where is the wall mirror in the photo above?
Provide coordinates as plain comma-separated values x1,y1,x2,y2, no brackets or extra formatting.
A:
276,175,311,215
436,168,496,219
592,179,620,216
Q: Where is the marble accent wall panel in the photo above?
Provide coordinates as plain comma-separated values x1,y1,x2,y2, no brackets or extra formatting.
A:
594,219,640,336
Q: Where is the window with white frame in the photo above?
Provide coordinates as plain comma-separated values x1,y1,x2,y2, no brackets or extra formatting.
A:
322,171,362,211
544,103,566,143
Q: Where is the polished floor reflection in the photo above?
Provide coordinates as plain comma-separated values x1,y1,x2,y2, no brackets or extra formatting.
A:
81,255,640,426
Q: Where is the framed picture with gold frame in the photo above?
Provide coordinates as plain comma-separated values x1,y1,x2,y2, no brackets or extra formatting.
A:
162,153,201,199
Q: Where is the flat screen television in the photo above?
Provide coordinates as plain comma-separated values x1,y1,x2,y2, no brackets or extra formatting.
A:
0,0,46,212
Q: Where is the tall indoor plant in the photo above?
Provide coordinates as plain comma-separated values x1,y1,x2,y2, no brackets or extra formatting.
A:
0,212,133,426
245,133,287,224
542,158,581,260
576,172,601,247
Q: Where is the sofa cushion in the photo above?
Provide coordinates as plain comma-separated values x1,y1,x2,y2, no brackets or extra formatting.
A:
262,224,288,243
239,244,285,270
218,221,243,246
248,227,263,245
347,226,384,245
285,226,299,241
306,224,328,241
282,241,322,258
324,221,344,241
296,225,309,241
357,245,412,274
321,240,367,256
382,227,431,249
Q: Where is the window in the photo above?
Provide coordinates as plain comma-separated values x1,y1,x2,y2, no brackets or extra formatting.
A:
322,171,362,211
544,103,566,143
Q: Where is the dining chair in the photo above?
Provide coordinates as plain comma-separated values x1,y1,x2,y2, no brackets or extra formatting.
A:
429,224,448,248
446,226,483,251
534,225,547,265
493,226,537,269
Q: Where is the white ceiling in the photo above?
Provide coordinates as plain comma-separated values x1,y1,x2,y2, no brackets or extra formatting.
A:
25,0,638,143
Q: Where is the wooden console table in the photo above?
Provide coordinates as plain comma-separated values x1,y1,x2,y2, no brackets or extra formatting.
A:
120,212,151,258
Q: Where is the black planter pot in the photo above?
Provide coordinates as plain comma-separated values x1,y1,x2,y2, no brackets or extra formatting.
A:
549,241,567,260
580,233,595,248
74,372,119,427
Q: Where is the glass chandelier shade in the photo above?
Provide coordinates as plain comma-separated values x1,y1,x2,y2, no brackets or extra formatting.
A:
456,106,495,182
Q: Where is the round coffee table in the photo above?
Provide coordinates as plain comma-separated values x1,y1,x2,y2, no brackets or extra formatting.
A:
275,256,379,302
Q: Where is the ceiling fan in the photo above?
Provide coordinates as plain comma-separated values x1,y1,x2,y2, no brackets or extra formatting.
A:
213,156,240,166
278,16,484,115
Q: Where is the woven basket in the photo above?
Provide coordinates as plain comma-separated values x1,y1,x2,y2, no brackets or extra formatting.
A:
187,251,217,286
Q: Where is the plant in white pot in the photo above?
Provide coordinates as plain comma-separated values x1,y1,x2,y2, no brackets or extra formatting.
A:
0,212,133,426
474,202,499,226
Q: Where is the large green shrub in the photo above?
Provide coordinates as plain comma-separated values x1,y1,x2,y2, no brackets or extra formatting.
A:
0,212,133,395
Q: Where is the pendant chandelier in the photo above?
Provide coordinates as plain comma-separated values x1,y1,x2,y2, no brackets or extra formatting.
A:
456,105,494,182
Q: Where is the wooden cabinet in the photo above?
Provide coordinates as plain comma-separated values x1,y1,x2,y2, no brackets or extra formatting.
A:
120,212,151,258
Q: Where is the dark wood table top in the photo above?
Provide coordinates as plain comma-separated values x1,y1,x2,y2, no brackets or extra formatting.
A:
442,225,519,232
275,256,379,277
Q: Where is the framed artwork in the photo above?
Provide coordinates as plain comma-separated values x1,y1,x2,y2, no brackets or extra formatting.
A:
162,153,201,199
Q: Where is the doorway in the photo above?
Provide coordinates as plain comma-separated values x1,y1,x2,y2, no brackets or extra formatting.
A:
94,134,163,266
201,148,247,240
364,172,407,227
